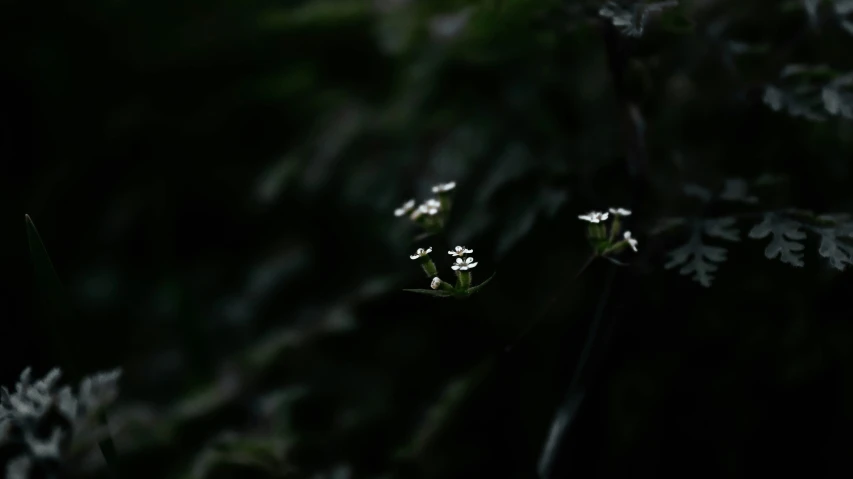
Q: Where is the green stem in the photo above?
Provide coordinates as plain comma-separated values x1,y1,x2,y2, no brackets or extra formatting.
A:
421,258,438,278
504,254,597,352
609,216,621,242
438,193,452,214
456,271,471,290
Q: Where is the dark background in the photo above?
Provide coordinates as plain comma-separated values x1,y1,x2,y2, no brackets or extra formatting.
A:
3,0,853,478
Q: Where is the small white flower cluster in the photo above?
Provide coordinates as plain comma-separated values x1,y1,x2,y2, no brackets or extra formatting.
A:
578,207,632,224
410,244,480,291
432,181,456,193
447,245,477,270
394,182,457,231
578,207,638,252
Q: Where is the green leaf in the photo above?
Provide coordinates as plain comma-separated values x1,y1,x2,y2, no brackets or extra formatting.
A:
402,288,455,298
26,214,72,355
25,214,122,478
466,271,496,295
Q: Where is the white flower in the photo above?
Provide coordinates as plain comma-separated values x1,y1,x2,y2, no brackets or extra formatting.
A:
431,277,442,290
432,181,456,193
410,247,433,260
394,199,416,217
578,211,610,223
425,198,441,215
623,231,638,252
451,257,478,271
608,207,632,216
412,198,441,218
448,245,473,257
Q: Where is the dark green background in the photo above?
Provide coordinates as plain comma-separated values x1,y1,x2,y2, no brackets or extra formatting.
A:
3,0,853,477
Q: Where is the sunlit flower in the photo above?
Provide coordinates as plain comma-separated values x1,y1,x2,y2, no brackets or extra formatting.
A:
431,277,443,290
410,247,433,260
432,181,456,193
578,211,609,223
451,257,478,271
609,207,632,216
448,246,473,257
624,231,638,252
394,199,416,217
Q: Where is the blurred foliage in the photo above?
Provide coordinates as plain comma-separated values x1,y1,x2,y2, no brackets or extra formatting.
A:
4,0,853,477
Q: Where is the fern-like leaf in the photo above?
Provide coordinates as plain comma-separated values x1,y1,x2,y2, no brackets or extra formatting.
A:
719,178,758,204
704,217,741,242
665,219,737,287
816,229,853,270
764,65,853,120
599,1,678,37
748,214,807,266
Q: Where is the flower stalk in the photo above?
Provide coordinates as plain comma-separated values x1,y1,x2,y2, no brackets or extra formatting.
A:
404,245,494,299
456,271,471,290
579,208,638,260
410,247,438,277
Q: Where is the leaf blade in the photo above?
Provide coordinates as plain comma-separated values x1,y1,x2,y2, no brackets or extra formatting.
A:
25,214,122,478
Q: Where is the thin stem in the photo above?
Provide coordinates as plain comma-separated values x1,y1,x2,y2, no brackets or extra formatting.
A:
537,265,617,478
503,254,597,352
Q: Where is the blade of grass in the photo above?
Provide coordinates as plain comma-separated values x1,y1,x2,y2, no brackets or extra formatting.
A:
537,264,617,479
25,214,121,478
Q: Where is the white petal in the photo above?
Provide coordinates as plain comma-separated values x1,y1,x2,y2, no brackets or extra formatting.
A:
394,208,404,217
444,181,456,190
455,246,463,253
468,262,478,268
623,231,632,239
425,247,433,253
601,212,610,220
404,199,415,209
451,265,460,270
448,251,458,256
432,185,441,193
465,257,474,264
431,277,442,289
456,258,464,264
464,248,473,254
410,254,420,260
459,266,468,271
